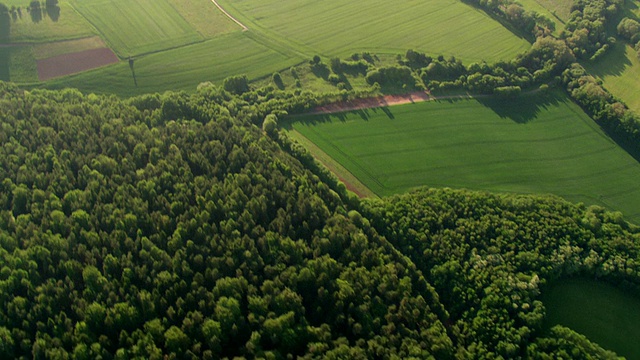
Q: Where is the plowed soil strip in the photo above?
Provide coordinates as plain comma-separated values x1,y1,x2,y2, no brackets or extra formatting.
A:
312,91,433,114
37,47,119,81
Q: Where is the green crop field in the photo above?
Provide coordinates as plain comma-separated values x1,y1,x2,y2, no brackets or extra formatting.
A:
68,0,203,57
542,278,640,359
46,32,303,97
6,1,95,43
288,90,640,223
218,0,531,63
585,41,640,114
166,0,240,38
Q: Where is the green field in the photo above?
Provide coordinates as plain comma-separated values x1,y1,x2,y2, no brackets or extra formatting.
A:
46,32,303,96
5,0,533,93
68,0,203,57
519,0,573,22
6,1,95,42
166,0,240,38
542,278,640,359
288,91,640,223
218,0,531,63
585,41,640,114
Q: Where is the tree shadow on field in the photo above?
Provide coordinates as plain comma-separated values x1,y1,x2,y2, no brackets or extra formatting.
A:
29,6,43,23
476,90,563,124
585,41,633,78
46,4,60,22
1,5,10,43
0,48,10,81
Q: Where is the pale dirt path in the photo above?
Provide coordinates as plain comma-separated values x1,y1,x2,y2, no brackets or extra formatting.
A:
210,0,248,31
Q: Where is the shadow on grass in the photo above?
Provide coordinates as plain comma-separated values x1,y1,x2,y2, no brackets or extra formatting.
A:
585,41,633,78
0,48,9,82
1,8,9,43
283,106,397,130
476,90,563,123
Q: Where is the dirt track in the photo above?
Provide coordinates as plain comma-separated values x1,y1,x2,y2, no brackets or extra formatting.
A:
210,0,248,31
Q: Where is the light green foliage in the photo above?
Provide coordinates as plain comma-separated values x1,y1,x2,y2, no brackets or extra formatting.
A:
218,0,530,63
291,91,640,223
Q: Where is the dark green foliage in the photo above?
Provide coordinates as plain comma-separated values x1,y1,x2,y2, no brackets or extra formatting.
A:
362,187,640,358
617,17,640,42
0,82,453,359
222,74,250,94
272,72,284,90
365,65,418,90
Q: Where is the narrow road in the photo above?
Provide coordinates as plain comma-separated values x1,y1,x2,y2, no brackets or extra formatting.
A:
210,0,248,31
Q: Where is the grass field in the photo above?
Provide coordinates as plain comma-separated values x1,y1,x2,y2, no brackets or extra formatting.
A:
46,32,303,97
287,90,640,223
218,0,531,63
166,0,240,38
542,278,640,359
585,41,640,114
6,1,95,42
68,0,203,57
520,0,573,22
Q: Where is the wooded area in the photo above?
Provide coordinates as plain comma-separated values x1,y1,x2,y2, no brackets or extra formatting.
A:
0,80,638,358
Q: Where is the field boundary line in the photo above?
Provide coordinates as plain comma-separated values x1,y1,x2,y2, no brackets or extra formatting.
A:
287,129,378,198
210,0,248,31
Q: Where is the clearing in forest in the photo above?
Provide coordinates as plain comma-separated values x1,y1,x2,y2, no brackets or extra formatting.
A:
288,90,640,223
542,278,640,359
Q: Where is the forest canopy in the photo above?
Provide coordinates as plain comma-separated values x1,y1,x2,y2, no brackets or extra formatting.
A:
0,81,639,359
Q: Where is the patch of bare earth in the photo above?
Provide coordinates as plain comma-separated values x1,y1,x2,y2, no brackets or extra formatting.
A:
37,47,119,81
312,91,432,114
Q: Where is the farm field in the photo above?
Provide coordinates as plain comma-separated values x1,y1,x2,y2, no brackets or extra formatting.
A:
5,1,95,42
3,0,533,93
288,90,640,223
46,32,303,97
216,0,531,63
542,278,640,359
68,0,203,57
585,41,640,114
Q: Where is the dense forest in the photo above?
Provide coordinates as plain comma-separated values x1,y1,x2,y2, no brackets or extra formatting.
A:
0,80,639,359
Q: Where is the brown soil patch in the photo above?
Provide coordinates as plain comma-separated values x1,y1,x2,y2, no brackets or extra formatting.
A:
37,47,119,81
312,91,432,114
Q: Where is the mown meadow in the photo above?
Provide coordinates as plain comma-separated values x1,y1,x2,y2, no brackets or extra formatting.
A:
288,90,640,223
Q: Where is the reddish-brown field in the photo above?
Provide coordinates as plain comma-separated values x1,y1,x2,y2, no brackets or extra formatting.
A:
37,48,119,81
